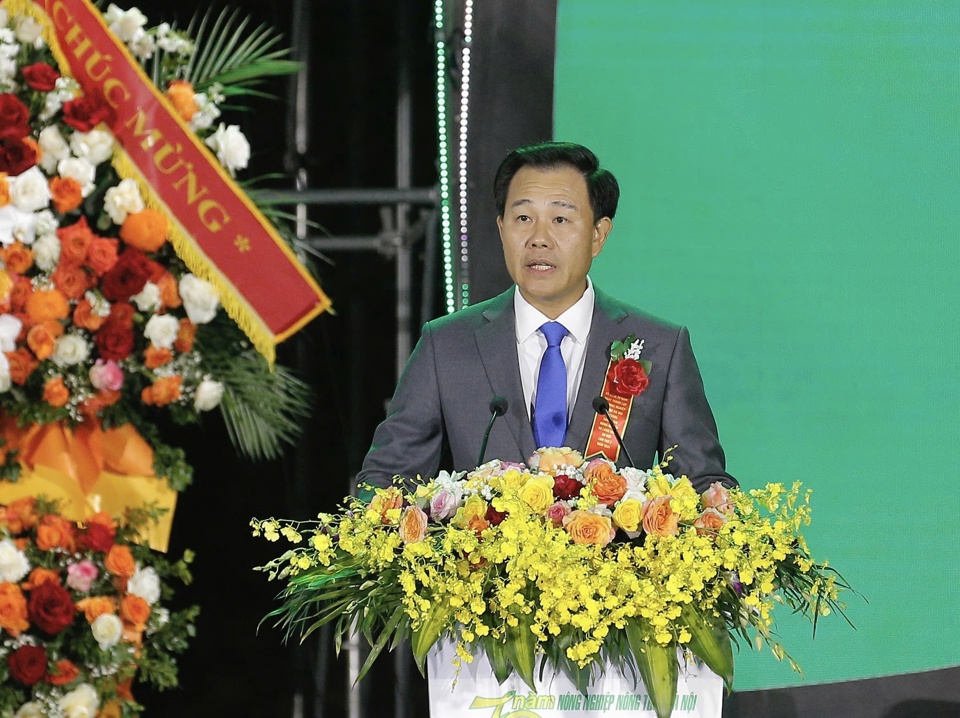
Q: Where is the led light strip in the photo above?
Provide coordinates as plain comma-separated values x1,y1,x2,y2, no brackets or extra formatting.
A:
457,0,474,310
434,0,455,314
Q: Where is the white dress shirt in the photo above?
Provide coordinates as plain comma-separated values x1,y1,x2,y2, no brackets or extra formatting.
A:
514,277,595,421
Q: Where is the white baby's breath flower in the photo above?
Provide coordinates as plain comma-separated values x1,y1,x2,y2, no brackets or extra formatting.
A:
32,233,61,271
143,313,179,349
179,273,219,324
52,333,90,367
9,167,51,212
57,156,97,197
132,281,161,313
0,538,30,583
128,566,161,604
70,128,115,166
103,177,145,225
194,379,224,411
204,123,250,176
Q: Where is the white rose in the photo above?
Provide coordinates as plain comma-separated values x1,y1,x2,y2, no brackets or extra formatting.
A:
14,702,45,718
104,4,148,43
143,313,179,349
0,314,22,352
178,274,219,324
0,538,30,583
52,333,90,367
204,123,250,176
132,281,161,313
9,167,51,212
103,178,144,225
69,129,115,166
91,613,123,651
38,125,71,173
128,566,161,604
57,157,97,198
194,379,224,412
58,682,99,718
0,353,11,393
32,232,61,271
13,16,43,47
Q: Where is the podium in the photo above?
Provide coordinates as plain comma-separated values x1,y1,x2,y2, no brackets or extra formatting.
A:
427,639,723,718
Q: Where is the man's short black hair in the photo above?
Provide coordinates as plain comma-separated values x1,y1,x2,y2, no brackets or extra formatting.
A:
493,141,620,221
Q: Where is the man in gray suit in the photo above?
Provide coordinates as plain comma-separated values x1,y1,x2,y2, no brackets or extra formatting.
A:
358,142,735,494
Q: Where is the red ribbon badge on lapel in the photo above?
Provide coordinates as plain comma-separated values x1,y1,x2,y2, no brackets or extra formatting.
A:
584,355,651,462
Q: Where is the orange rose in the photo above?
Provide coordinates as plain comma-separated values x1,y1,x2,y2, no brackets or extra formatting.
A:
104,545,136,578
120,208,168,252
144,345,173,368
57,217,95,264
79,389,121,420
49,175,83,213
87,236,119,276
701,482,734,515
173,318,195,352
0,172,10,206
369,486,404,524
10,276,33,312
99,701,123,718
562,510,615,547
42,376,70,407
398,505,428,544
87,511,117,531
535,447,584,473
36,514,76,551
73,297,107,331
76,595,117,623
25,287,70,322
1,242,34,274
22,567,60,590
0,582,29,636
166,79,198,121
693,507,727,537
27,321,61,360
156,271,181,309
641,495,679,537
2,497,38,533
141,375,182,406
51,262,91,300
46,659,80,686
586,460,627,506
120,594,151,631
6,348,39,385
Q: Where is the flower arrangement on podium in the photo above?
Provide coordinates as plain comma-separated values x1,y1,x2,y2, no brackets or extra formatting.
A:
0,0,327,548
0,496,196,717
254,447,851,718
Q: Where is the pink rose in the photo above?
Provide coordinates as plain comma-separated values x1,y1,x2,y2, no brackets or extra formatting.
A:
66,560,99,593
429,490,459,521
545,501,571,527
701,482,734,515
89,359,124,391
693,508,728,537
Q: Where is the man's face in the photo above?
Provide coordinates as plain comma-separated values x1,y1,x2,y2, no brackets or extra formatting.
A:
498,165,612,319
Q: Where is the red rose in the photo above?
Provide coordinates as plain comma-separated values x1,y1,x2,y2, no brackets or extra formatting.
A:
61,91,113,132
485,505,507,526
552,474,583,501
609,358,649,397
78,521,116,553
7,645,48,686
0,137,38,176
21,63,61,92
100,248,155,302
94,316,135,361
0,94,30,140
28,581,76,635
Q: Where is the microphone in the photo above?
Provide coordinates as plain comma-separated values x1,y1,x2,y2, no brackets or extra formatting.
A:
592,396,635,468
478,396,508,466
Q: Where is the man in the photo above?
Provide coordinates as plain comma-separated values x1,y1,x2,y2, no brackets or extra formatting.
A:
357,142,734,493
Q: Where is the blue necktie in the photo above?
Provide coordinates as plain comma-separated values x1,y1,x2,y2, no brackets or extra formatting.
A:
533,321,569,449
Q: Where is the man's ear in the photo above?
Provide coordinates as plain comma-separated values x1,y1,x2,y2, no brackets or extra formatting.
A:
592,217,613,257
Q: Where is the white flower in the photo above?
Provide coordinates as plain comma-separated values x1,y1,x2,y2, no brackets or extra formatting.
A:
130,31,157,60
128,566,161,604
0,353,11,393
91,613,123,651
104,4,148,44
147,606,170,634
57,157,97,198
33,232,61,271
179,273,219,324
0,204,38,247
204,123,250,176
85,290,111,317
0,8,8,27
0,314,22,352
194,379,224,412
52,333,90,367
13,16,43,48
58,682,100,718
38,125,71,173
619,466,648,503
14,702,45,718
188,93,220,132
0,538,30,583
39,77,78,122
34,209,58,236
143,313,179,349
9,167,51,212
103,177,144,225
70,129,115,166
132,281,161,313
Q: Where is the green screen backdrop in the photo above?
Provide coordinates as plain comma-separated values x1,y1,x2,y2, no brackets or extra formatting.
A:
555,0,960,691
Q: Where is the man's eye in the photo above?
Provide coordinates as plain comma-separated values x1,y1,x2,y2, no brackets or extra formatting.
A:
517,215,530,221
555,216,568,223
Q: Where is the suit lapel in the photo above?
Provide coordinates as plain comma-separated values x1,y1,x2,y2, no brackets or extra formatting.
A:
475,289,536,460
566,289,628,453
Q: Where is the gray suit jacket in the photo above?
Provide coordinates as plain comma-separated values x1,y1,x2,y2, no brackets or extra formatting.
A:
357,287,735,493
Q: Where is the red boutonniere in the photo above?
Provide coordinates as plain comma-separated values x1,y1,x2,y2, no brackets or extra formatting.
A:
608,334,652,397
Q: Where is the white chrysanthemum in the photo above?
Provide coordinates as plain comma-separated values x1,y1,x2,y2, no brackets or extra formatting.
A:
132,281,161,313
9,166,51,212
0,314,22,353
128,566,162,604
0,538,30,583
52,333,91,367
70,128,115,166
58,682,100,718
143,313,179,349
103,177,145,225
57,156,97,197
33,232,62,271
38,125,71,173
34,209,58,236
179,273,219,324
194,379,224,412
204,123,250,176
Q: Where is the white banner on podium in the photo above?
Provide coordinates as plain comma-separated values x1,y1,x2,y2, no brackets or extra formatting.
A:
427,640,723,718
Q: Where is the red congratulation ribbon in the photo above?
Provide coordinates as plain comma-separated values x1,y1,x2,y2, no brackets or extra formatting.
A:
584,358,636,463
29,0,330,363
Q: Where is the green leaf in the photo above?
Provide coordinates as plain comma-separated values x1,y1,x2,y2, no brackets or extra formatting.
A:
625,621,678,718
356,606,406,684
504,615,537,692
681,603,734,693
482,636,513,685
410,600,453,674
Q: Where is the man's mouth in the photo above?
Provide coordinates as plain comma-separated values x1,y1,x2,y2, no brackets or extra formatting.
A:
526,260,556,271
